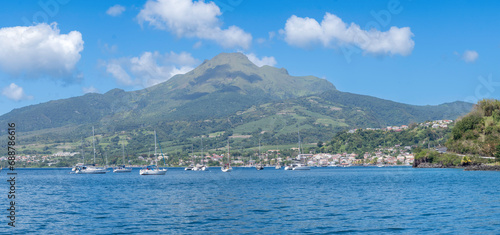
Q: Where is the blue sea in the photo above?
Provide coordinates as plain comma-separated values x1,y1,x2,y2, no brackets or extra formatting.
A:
1,167,499,234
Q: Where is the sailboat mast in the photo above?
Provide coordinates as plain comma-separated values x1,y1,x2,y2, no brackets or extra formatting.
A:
298,129,302,155
227,138,230,167
154,130,157,156
201,136,203,166
81,137,85,164
258,139,261,164
122,143,125,165
92,126,96,164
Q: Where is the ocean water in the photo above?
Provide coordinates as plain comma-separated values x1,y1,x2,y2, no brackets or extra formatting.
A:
1,167,499,234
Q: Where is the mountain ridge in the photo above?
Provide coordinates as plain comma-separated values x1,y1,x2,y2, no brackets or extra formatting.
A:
0,52,473,150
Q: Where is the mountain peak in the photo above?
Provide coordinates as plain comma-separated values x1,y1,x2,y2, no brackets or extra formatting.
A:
204,52,256,68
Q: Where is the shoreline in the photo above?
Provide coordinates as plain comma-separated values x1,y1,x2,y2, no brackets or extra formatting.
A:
413,162,500,171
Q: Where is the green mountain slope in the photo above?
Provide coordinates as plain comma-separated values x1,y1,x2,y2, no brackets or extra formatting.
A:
0,52,473,154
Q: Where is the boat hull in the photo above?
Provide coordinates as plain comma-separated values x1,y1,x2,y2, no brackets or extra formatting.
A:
140,169,167,175
221,167,232,172
293,166,310,170
74,168,107,174
113,168,132,173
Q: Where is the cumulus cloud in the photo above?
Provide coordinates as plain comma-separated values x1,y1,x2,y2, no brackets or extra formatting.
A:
280,13,414,56
105,51,198,88
2,83,33,101
0,23,84,78
107,5,126,16
462,50,478,63
245,53,277,67
138,0,252,49
83,86,100,94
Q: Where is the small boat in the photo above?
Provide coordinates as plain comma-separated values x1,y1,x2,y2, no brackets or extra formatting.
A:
140,130,167,175
291,130,310,171
140,165,167,175
255,140,264,170
292,163,310,171
74,164,107,174
114,144,132,173
185,144,196,171
114,165,132,173
284,165,293,170
221,139,232,172
275,164,282,170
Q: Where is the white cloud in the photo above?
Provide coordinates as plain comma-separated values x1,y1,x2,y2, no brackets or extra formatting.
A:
138,0,252,49
281,13,414,56
2,83,33,101
0,23,84,78
82,86,100,94
107,5,126,16
245,53,277,67
462,50,478,63
105,51,198,88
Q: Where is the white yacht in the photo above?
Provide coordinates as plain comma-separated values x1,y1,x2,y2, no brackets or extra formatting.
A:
200,137,209,171
185,145,195,171
140,165,167,175
74,127,107,174
255,140,264,170
114,144,132,173
291,130,310,171
292,164,310,171
140,130,167,175
74,164,108,174
221,139,232,172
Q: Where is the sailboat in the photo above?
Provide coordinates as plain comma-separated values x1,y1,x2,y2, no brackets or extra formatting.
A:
221,139,232,172
140,130,167,175
114,143,132,173
200,136,209,171
292,129,310,171
185,144,194,171
74,127,107,174
72,138,85,172
256,139,264,170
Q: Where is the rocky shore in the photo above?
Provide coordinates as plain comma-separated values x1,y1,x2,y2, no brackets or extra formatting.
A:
464,165,500,171
413,161,500,171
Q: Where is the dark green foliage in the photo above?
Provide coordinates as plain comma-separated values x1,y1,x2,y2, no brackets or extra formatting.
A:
446,99,500,160
324,127,450,155
451,114,482,140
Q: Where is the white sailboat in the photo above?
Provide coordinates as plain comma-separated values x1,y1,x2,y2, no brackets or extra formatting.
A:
185,144,194,171
114,143,132,173
140,130,167,175
200,136,209,171
292,129,310,171
256,139,264,170
221,139,232,172
74,127,107,174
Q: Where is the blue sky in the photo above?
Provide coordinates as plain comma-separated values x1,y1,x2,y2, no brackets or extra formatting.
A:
0,0,499,115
